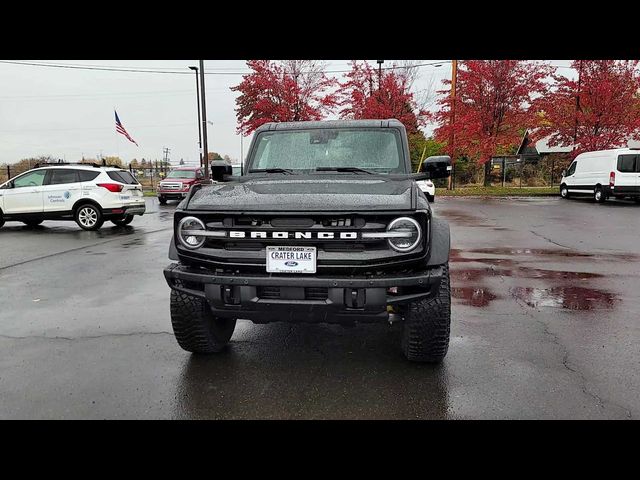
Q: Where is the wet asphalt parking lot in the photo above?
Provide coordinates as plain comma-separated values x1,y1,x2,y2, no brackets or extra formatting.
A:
1,196,639,419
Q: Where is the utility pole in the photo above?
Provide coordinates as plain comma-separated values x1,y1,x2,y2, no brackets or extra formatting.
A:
572,60,584,153
188,66,203,168
162,147,171,178
376,60,384,90
449,60,458,190
199,60,210,180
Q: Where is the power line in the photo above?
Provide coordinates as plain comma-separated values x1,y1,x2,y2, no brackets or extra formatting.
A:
0,60,452,76
0,123,193,133
0,90,192,99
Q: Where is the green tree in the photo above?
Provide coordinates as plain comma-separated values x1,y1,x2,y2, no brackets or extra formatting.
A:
407,131,446,172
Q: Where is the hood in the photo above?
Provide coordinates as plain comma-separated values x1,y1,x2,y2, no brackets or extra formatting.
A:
186,175,416,212
161,178,197,183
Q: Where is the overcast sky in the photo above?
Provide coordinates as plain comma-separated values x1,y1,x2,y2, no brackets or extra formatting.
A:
0,60,574,166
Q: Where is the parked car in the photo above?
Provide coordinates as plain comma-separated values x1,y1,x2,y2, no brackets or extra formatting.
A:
416,179,435,202
163,119,453,363
157,167,206,205
0,164,145,230
560,148,640,202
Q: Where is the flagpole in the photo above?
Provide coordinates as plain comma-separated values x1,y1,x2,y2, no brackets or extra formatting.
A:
114,106,118,165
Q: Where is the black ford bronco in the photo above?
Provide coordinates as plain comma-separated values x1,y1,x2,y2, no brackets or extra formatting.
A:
164,119,453,362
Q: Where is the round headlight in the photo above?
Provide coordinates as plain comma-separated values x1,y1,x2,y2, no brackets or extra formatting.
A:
387,217,421,252
178,216,206,249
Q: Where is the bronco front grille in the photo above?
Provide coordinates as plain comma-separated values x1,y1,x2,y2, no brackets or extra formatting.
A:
178,212,429,271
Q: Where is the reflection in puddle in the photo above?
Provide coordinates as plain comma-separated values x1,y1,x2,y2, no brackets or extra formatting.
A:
452,247,639,262
464,247,592,257
451,287,497,307
450,255,517,267
510,286,619,311
451,267,603,282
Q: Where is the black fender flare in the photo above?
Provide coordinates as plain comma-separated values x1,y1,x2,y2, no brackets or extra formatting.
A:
426,216,450,266
169,235,179,260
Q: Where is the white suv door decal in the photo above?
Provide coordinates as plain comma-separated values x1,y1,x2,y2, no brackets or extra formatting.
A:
41,169,82,213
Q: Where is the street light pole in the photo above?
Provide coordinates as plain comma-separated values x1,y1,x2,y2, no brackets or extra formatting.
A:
188,66,203,168
199,60,209,180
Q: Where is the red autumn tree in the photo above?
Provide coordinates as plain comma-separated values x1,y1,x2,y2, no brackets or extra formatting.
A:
337,61,426,134
231,60,338,135
432,60,554,169
538,60,640,156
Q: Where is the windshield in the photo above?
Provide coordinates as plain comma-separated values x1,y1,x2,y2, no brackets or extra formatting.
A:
167,170,196,179
248,128,406,174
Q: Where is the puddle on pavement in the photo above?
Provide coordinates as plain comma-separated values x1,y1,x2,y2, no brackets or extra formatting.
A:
464,247,593,257
510,286,619,311
451,266,603,282
451,287,497,307
456,247,639,261
121,238,145,248
437,210,488,227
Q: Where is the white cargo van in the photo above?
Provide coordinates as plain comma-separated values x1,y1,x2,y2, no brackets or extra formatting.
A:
560,148,640,203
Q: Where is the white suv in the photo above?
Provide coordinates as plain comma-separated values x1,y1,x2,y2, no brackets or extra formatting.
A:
0,164,146,231
416,179,435,202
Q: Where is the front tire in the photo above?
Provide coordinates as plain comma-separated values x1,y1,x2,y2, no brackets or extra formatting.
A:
401,264,451,363
75,204,104,231
427,194,435,203
158,196,168,205
560,184,570,198
111,215,134,227
170,286,236,353
0,211,4,228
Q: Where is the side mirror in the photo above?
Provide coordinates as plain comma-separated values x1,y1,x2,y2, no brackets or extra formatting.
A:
561,170,566,177
211,163,232,182
422,155,452,179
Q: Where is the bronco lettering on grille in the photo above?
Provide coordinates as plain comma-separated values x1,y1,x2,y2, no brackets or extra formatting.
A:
228,231,358,240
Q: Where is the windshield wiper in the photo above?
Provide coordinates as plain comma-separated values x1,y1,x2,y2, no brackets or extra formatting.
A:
315,167,375,174
248,168,296,175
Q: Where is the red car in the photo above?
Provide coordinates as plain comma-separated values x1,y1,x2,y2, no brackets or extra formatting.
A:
157,167,206,205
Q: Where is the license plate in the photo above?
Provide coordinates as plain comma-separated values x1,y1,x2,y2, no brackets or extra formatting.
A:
266,246,316,273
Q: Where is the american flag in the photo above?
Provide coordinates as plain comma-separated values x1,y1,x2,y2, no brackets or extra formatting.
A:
115,110,139,146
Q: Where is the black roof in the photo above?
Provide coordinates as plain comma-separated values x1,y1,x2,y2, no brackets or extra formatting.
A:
254,119,406,133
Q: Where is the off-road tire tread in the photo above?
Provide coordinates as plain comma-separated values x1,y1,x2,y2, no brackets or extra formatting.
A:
401,264,451,363
170,285,236,354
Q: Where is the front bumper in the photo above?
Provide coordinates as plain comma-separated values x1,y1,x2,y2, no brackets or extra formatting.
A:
164,263,444,324
158,191,189,199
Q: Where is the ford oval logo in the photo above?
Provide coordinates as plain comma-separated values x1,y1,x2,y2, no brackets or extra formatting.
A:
284,261,298,267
